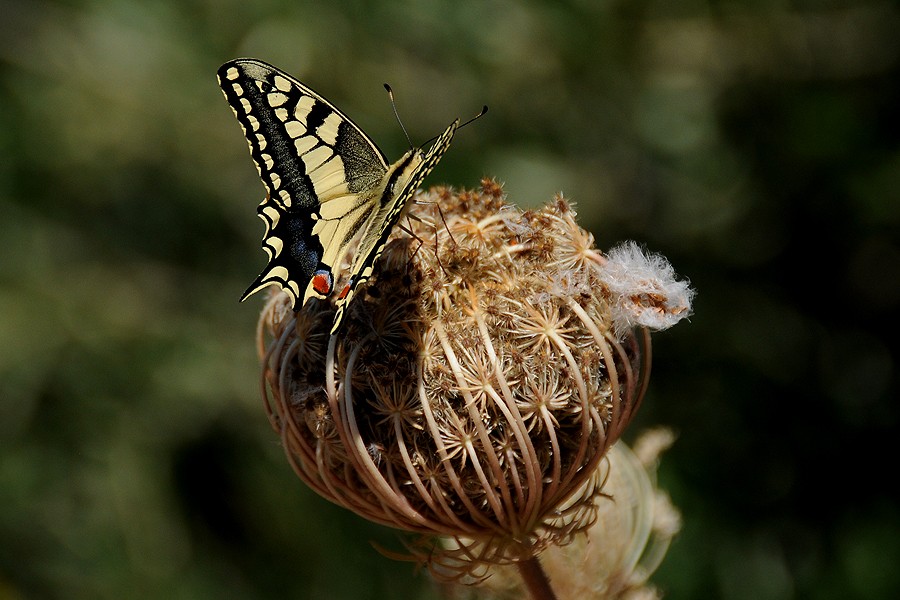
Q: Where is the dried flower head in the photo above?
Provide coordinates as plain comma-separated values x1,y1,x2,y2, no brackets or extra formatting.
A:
256,179,692,580
443,429,681,600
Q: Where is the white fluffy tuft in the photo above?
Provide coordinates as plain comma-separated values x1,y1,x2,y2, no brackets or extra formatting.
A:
599,241,695,334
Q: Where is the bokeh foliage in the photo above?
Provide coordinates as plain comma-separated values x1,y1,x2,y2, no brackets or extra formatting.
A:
1,0,898,598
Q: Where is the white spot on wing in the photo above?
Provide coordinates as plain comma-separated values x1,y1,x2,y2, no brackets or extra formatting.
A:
313,168,349,197
317,113,342,146
268,236,284,257
303,145,333,172
295,135,317,155
287,278,300,296
274,76,292,92
317,193,365,220
262,205,280,225
295,96,315,120
314,154,343,176
310,156,348,196
285,120,305,139
267,92,288,107
312,216,339,239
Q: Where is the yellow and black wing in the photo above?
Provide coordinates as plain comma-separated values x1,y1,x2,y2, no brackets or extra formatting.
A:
219,58,460,334
217,59,389,310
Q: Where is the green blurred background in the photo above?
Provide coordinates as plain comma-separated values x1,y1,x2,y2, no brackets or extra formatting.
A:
1,0,898,598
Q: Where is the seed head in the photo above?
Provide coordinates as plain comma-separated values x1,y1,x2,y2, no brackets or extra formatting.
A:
256,179,692,579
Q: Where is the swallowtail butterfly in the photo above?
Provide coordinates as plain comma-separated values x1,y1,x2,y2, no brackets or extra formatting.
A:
217,59,460,333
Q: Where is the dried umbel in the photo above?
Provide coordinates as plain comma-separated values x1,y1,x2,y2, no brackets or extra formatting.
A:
443,429,681,600
256,180,692,583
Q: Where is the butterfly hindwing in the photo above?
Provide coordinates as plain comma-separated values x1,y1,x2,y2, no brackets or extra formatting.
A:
219,58,459,333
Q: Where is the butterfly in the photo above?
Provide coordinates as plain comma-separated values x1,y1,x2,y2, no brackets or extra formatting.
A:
217,58,463,334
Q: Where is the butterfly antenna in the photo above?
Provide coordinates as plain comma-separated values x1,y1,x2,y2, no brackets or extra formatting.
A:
384,83,414,149
460,105,489,130
420,105,489,148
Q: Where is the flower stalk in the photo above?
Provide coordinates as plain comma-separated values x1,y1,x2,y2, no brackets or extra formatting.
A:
516,557,557,600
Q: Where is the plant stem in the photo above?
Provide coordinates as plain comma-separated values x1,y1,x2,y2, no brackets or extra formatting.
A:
516,556,558,600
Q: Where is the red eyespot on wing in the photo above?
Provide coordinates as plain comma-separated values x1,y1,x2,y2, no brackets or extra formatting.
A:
312,272,332,295
338,284,351,300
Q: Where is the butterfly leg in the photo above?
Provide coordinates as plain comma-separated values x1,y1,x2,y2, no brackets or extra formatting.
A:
401,212,450,277
428,214,452,279
399,217,426,260
433,202,458,247
413,198,457,246
410,201,454,276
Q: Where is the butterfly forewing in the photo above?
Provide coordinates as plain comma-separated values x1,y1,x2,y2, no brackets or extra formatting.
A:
219,58,459,333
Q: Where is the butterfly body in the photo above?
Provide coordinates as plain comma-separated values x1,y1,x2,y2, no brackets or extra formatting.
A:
217,59,458,333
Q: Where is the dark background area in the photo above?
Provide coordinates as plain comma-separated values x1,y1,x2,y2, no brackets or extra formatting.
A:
1,0,898,598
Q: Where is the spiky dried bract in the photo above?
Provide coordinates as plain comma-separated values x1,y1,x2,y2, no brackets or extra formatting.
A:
258,180,657,579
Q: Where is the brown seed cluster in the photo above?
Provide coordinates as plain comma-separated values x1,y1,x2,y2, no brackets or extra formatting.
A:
257,179,651,578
